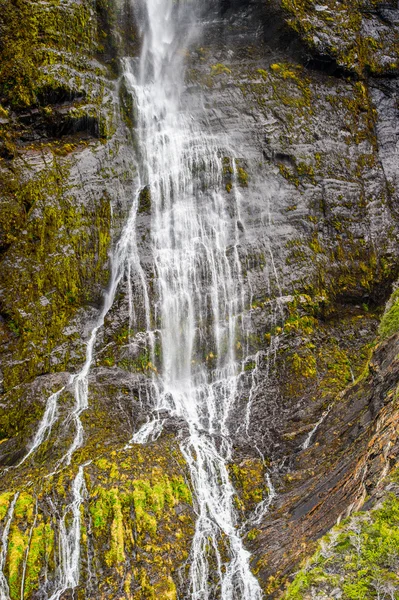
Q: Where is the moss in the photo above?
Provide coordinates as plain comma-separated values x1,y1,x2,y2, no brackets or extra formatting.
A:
237,166,249,187
278,293,378,406
0,0,128,127
379,288,399,339
210,63,231,76
105,488,126,568
281,0,399,77
283,314,317,336
278,163,299,188
268,62,311,111
0,0,96,109
0,437,194,597
7,525,28,600
0,156,111,391
131,476,191,537
170,477,192,505
244,360,256,372
229,459,268,514
138,185,151,213
82,445,194,596
153,576,177,599
24,522,54,598
0,492,14,520
90,488,112,531
247,528,260,541
14,493,34,521
291,351,317,379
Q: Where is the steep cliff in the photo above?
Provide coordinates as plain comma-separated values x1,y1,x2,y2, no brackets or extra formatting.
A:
0,0,398,598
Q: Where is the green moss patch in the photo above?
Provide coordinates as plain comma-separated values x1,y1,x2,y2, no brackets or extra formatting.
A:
379,288,399,340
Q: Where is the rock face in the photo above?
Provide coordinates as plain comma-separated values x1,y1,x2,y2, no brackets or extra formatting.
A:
0,0,399,598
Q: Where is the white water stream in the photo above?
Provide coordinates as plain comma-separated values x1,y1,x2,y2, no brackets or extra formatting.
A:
0,493,18,600
49,465,86,600
302,404,333,450
124,0,264,598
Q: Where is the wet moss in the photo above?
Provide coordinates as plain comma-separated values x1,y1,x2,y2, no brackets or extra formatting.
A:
281,0,399,76
105,488,126,569
7,524,29,600
229,458,268,514
0,437,194,598
138,185,151,213
14,493,35,521
0,492,14,520
291,351,317,380
210,63,232,76
0,156,111,391
24,522,54,599
278,292,379,408
0,0,93,108
237,166,249,187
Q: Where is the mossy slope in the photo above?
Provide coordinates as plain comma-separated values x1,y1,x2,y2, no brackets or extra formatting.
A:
0,437,194,600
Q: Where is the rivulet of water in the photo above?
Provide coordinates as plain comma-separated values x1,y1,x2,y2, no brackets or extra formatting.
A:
0,493,19,600
49,465,87,600
302,404,333,450
18,148,151,468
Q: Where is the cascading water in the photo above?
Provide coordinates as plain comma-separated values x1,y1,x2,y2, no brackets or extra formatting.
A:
0,493,18,600
49,465,87,600
124,0,264,597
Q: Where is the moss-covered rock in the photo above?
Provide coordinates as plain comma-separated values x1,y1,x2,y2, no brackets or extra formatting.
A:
279,0,399,76
0,436,194,599
0,156,111,390
379,288,399,340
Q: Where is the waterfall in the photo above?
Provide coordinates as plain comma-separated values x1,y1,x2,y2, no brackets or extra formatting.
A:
124,0,264,597
16,0,266,596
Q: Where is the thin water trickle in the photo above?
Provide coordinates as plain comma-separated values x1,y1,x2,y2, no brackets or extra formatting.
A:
18,155,151,468
0,493,19,600
302,404,333,450
49,465,87,600
17,388,65,468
